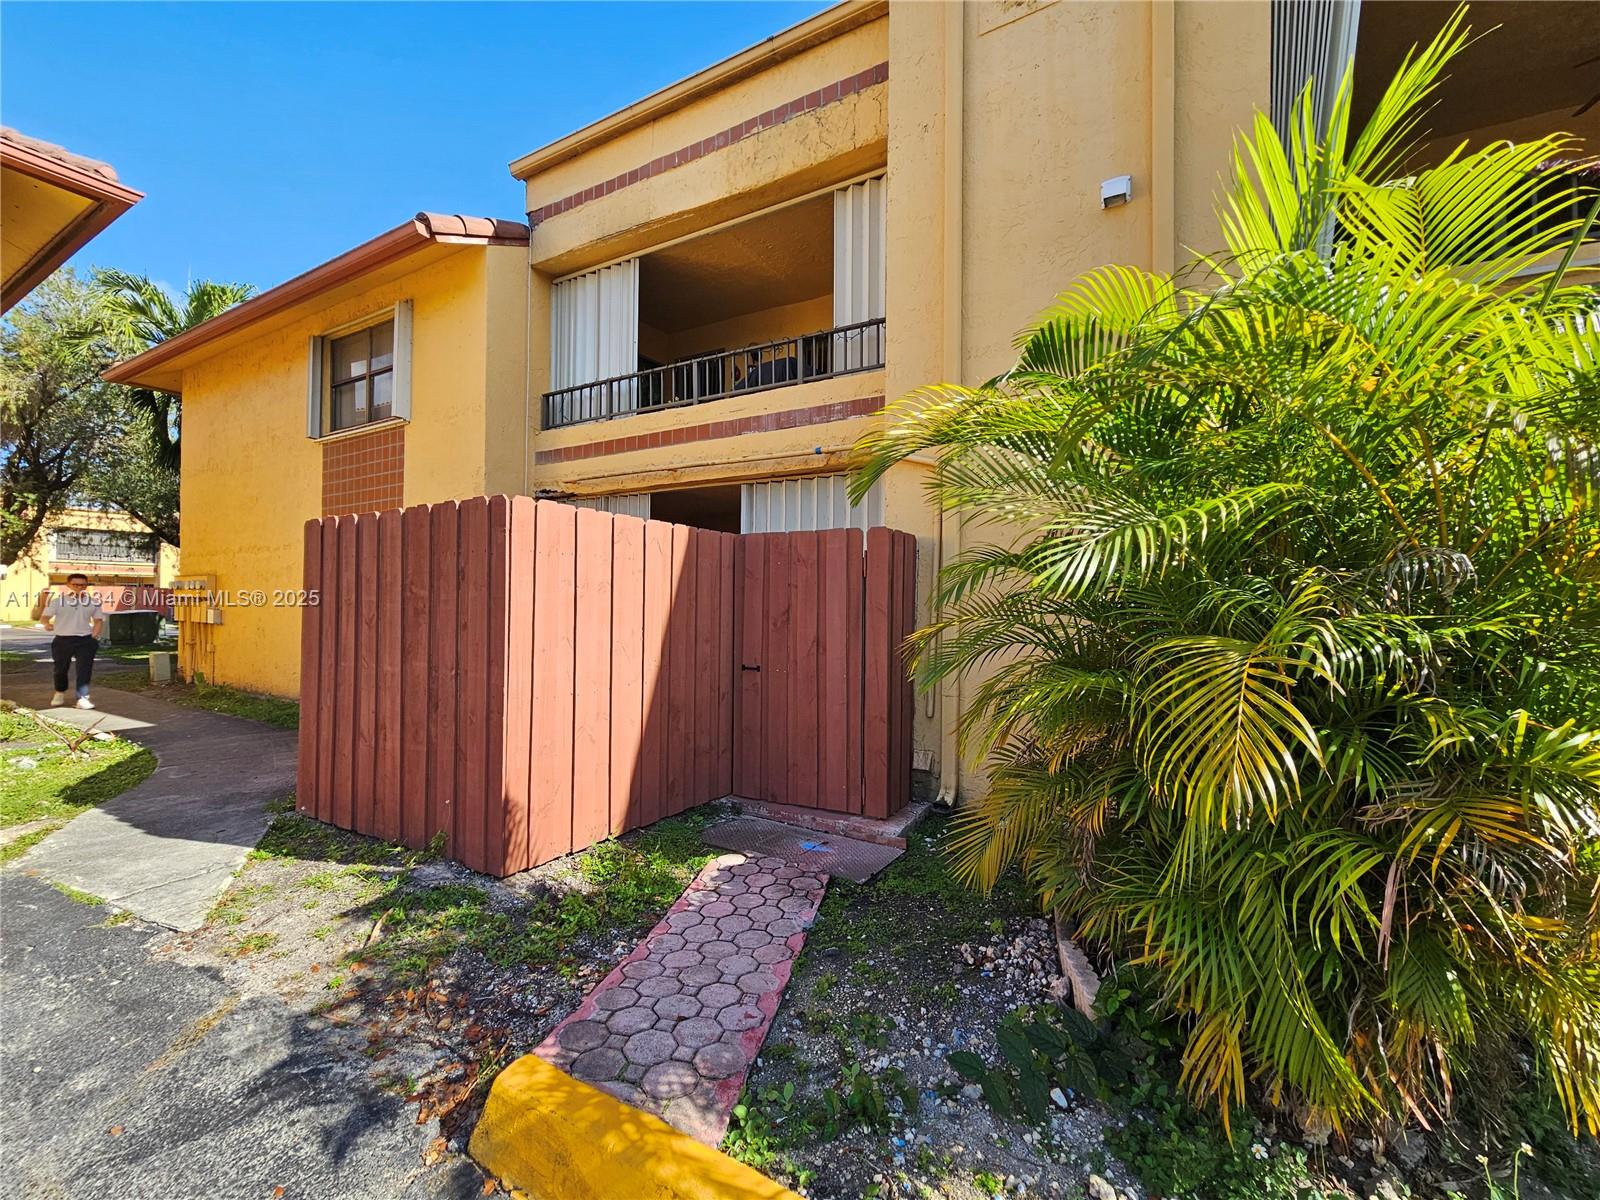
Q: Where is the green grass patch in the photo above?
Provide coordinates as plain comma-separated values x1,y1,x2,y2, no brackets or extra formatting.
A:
96,670,299,729
363,814,717,981
804,814,1033,968
51,881,103,906
0,824,59,866
230,930,279,957
227,806,716,985
0,709,156,853
96,640,176,666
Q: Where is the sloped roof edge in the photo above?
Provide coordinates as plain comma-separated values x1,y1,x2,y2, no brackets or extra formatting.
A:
103,212,529,388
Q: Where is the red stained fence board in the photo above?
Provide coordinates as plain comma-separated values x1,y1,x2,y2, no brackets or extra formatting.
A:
298,497,915,876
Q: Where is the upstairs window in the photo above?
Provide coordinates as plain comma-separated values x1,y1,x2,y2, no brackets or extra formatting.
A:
307,300,412,439
329,321,395,431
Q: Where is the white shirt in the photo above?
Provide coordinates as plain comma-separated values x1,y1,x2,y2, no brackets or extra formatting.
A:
45,591,105,637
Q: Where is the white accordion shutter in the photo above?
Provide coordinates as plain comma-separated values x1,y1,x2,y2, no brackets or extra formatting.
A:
740,474,884,534
833,177,886,370
550,259,639,423
1270,0,1362,139
567,493,652,519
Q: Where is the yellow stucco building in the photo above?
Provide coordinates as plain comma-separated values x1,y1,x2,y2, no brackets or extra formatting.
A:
0,507,178,624
106,0,1598,802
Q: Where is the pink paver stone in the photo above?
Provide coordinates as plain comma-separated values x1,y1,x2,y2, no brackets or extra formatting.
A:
624,1029,676,1065
654,993,701,1020
636,974,681,998
673,1017,722,1048
557,1020,609,1052
534,852,828,1145
593,987,639,1011
699,982,742,1009
693,1042,746,1078
642,1061,699,1100
572,1047,625,1081
716,953,759,978
607,1006,657,1035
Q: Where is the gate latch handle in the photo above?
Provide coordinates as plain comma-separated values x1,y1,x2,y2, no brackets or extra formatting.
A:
740,663,761,672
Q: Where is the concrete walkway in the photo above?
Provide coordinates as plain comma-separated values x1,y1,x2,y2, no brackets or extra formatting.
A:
537,852,827,1144
1,626,296,930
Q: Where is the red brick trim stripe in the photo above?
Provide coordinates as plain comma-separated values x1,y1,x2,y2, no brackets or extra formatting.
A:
535,394,883,465
323,424,405,517
528,62,888,227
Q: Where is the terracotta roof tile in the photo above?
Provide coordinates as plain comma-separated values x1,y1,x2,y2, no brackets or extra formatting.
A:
0,126,122,184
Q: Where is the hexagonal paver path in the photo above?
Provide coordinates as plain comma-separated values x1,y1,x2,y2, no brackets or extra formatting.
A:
535,852,827,1144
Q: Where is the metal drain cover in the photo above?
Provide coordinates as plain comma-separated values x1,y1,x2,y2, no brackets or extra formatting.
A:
702,816,903,884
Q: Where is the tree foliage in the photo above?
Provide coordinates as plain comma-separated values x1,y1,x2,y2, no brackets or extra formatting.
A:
854,9,1600,1135
0,272,127,563
94,268,254,475
0,267,252,560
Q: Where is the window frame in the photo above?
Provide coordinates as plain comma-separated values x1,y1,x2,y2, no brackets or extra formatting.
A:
306,299,412,440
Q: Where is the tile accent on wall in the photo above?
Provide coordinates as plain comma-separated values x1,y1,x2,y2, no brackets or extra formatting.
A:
533,394,883,465
527,62,889,227
322,423,405,517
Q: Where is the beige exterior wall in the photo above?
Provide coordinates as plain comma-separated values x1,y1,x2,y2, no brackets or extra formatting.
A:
174,243,527,695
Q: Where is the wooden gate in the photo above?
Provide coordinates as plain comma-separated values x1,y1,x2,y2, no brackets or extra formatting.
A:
298,497,914,876
732,527,915,819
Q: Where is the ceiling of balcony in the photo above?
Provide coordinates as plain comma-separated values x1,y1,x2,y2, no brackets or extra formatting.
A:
1350,2,1600,143
639,193,833,334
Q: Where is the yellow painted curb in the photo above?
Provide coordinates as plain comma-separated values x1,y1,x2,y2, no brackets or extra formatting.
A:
469,1054,803,1200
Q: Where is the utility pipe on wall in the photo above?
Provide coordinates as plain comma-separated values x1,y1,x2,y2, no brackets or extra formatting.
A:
935,0,964,810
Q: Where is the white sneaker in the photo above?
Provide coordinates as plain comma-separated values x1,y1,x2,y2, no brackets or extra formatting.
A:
75,695,95,710
50,691,66,706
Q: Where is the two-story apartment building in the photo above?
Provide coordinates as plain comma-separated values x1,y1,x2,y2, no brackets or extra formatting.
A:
105,0,1598,802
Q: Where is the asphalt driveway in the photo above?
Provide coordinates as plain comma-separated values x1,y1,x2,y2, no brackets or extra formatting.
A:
1,875,485,1199
1,628,489,1198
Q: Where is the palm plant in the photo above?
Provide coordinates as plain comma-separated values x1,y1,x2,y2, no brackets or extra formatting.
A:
94,269,254,471
854,9,1600,1136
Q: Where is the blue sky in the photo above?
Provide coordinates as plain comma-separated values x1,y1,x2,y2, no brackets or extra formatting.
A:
2,1,831,294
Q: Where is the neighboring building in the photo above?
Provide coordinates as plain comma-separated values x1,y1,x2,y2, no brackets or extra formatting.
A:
1,126,142,313
105,0,1598,802
0,507,177,623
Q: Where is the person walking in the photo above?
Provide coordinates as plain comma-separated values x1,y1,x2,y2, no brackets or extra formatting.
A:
40,573,104,710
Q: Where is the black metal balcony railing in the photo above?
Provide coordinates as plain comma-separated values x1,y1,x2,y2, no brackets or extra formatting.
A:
543,316,885,430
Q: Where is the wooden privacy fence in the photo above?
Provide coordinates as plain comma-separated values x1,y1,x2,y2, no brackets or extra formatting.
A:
297,496,916,876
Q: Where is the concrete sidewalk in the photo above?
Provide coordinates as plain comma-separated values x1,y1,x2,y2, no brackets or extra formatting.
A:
2,626,296,929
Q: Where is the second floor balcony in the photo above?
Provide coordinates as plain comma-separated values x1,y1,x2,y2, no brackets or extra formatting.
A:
542,315,884,429
542,180,886,433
